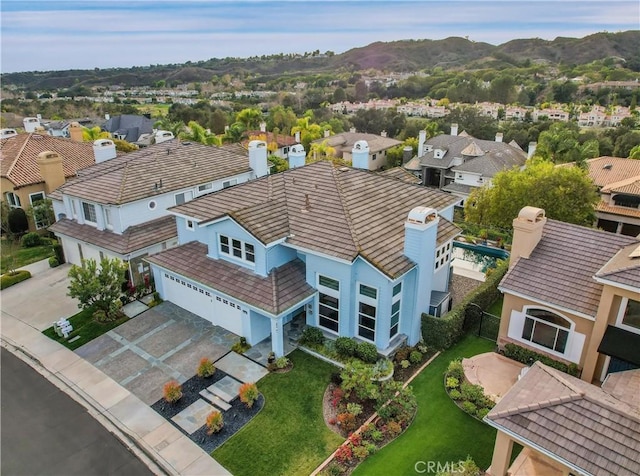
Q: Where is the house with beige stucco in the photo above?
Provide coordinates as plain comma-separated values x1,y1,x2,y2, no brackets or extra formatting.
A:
497,207,640,386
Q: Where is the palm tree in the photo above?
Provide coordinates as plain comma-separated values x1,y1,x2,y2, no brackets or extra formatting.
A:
223,123,245,144
82,126,110,142
154,118,185,139
235,108,263,130
179,121,221,146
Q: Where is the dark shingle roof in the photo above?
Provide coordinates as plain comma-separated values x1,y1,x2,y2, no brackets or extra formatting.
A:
55,140,251,205
171,161,460,279
1,132,95,188
500,220,638,317
103,114,154,142
486,362,640,476
146,241,315,315
49,215,177,255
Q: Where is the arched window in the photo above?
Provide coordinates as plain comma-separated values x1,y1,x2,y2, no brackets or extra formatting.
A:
522,308,572,354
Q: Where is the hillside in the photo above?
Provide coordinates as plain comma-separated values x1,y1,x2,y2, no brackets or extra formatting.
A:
2,31,639,90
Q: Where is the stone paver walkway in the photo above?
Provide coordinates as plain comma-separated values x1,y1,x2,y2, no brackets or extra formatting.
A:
215,352,268,383
76,302,238,405
209,376,242,402
172,399,217,435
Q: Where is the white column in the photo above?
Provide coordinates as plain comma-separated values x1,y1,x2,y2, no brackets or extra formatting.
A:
616,221,624,234
271,316,284,357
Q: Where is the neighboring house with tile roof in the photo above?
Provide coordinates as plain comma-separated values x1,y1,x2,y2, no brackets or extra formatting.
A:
1,131,96,231
146,159,461,358
485,362,640,476
310,130,402,171
49,139,268,286
244,128,297,159
578,156,640,237
404,125,528,204
497,206,640,386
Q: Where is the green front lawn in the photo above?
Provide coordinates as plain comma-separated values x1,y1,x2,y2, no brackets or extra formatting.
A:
213,350,343,476
354,335,498,476
486,296,504,317
1,237,55,274
42,307,130,350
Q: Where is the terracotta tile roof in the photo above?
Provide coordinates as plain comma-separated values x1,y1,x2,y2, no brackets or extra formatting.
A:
146,241,315,315
378,167,422,184
55,140,251,205
49,215,177,255
602,369,640,410
486,362,640,476
500,220,638,317
601,177,640,195
171,161,460,279
0,132,95,188
595,200,640,218
595,242,640,288
243,131,297,147
581,156,640,188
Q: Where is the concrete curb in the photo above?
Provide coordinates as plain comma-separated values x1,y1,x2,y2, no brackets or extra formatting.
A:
1,336,170,476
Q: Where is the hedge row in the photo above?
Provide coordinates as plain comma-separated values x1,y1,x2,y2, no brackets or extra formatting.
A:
421,259,508,350
1,270,32,290
503,343,581,377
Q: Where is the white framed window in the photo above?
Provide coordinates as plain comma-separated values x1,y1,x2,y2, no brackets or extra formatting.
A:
617,297,640,334
5,192,21,208
434,242,452,270
186,220,195,230
29,192,46,229
357,283,378,342
70,200,77,218
223,179,238,189
175,191,193,205
390,282,402,338
103,208,112,229
219,235,255,263
198,183,213,193
82,202,97,224
521,308,572,354
318,275,340,333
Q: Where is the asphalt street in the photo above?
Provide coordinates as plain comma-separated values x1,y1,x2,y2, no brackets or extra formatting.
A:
1,348,153,476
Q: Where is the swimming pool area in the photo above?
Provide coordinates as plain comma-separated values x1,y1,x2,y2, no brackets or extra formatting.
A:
451,241,510,281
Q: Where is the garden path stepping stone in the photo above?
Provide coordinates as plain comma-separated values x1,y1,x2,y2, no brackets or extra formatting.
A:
171,399,216,435
214,352,268,383
207,376,242,403
122,300,149,318
199,389,232,411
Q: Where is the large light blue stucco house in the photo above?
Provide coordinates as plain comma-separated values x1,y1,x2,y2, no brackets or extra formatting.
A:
147,140,461,357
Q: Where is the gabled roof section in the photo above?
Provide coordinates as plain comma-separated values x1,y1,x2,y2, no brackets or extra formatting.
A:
452,147,526,177
102,114,154,142
571,156,640,188
311,132,401,154
601,177,640,195
486,362,640,476
378,167,422,184
146,241,315,315
1,132,95,188
55,140,251,205
596,242,640,288
171,161,460,278
500,220,637,317
49,215,177,255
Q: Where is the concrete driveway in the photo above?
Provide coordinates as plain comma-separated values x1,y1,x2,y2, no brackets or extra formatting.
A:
75,302,239,405
1,260,79,332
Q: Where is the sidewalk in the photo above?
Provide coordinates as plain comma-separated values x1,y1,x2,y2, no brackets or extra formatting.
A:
1,260,232,476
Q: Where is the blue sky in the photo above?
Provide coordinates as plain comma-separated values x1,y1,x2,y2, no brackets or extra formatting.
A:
1,1,638,73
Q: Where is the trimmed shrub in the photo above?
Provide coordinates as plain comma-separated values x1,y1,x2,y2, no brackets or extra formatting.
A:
503,343,581,377
446,377,459,389
422,259,508,350
334,445,353,464
386,421,402,437
409,350,423,364
336,412,357,432
346,402,363,417
48,256,59,268
274,356,290,369
449,389,463,400
53,243,65,264
163,380,182,403
206,410,224,434
8,208,28,235
1,270,31,289
21,232,42,248
299,327,325,346
197,357,215,378
356,341,378,363
401,359,410,369
239,382,259,408
447,359,465,380
460,382,486,406
335,337,357,358
353,445,369,460
461,401,477,415
476,407,490,420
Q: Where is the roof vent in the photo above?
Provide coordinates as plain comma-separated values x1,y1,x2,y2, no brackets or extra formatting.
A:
603,164,613,170
182,141,192,146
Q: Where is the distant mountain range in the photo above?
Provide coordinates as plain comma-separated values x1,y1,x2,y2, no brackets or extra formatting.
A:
3,30,639,90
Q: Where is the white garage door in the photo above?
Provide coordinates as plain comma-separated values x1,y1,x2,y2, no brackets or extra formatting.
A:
161,273,243,336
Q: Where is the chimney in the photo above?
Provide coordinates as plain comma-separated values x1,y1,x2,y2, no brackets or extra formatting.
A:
93,139,117,163
259,121,266,133
23,117,40,133
0,129,18,139
36,113,42,121
294,131,301,142
155,130,174,144
509,207,547,269
402,146,414,165
105,113,110,121
249,140,269,178
69,122,83,142
450,123,458,136
36,151,66,194
351,140,370,170
527,142,537,159
324,129,330,138
495,132,503,143
380,130,387,138
418,130,427,158
288,144,306,169
349,127,356,133
403,206,439,346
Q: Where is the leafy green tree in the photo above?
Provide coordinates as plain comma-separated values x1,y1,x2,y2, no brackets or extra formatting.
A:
267,106,297,135
535,122,598,164
27,198,55,229
67,258,127,320
154,117,185,138
8,208,29,236
268,155,289,173
82,126,110,141
235,108,263,130
113,139,138,152
464,160,599,229
223,123,245,143
613,131,640,158
179,121,221,146
629,144,640,159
